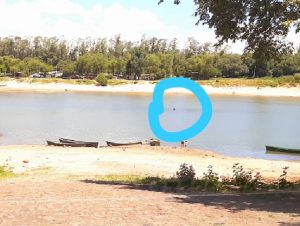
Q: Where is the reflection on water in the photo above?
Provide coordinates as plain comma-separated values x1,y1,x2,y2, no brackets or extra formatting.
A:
0,92,300,160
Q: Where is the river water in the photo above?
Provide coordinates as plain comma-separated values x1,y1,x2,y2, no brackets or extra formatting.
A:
0,92,299,160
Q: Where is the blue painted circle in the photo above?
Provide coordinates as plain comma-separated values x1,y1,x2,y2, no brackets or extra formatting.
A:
148,77,212,142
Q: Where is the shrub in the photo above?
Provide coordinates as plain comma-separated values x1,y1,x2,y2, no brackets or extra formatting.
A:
176,163,196,185
96,73,108,86
201,165,220,191
276,166,291,189
231,163,264,191
294,73,300,83
105,73,113,80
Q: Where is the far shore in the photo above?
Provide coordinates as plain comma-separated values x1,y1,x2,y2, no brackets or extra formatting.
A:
0,80,300,97
0,145,299,181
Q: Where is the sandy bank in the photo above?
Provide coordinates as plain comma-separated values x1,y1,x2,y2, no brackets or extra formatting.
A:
0,81,300,97
0,145,299,181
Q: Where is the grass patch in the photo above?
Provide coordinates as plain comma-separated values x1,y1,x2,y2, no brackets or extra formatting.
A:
0,76,12,82
0,166,14,179
107,79,131,86
92,164,300,193
199,76,300,88
19,78,97,85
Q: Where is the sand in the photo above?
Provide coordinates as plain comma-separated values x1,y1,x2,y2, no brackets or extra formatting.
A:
1,145,299,181
1,80,300,97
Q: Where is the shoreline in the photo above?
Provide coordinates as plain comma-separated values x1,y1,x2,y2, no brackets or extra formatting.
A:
1,145,299,181
0,80,300,97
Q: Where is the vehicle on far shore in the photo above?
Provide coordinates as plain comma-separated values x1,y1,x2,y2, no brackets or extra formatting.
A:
30,71,63,78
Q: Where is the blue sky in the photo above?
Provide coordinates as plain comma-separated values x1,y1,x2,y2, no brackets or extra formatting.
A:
0,0,299,52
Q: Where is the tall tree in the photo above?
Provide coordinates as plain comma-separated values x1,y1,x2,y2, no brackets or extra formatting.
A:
159,0,300,75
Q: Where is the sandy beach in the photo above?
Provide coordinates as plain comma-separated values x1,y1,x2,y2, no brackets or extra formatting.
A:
1,80,300,97
1,145,299,181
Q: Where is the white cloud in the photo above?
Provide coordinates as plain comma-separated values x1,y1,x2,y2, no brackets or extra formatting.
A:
0,0,299,53
0,0,179,41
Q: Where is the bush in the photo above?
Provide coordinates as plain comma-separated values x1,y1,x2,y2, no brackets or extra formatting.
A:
275,166,291,189
294,73,300,83
176,163,196,185
231,163,263,191
105,73,113,80
201,165,220,191
96,73,108,86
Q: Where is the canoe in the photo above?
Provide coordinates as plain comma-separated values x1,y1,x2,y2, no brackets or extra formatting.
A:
47,140,85,147
59,138,98,148
266,145,300,154
106,141,142,147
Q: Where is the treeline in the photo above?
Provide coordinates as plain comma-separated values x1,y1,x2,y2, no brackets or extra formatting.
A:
0,36,300,79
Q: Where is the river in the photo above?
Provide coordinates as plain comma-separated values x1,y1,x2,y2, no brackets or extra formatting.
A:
0,92,299,160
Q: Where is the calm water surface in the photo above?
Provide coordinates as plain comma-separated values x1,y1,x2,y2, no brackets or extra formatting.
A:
0,92,300,160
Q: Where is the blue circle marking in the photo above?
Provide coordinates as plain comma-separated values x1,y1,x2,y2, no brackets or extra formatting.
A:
148,77,212,142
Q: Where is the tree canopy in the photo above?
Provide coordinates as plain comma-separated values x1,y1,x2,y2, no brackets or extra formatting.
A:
159,0,300,64
0,36,300,79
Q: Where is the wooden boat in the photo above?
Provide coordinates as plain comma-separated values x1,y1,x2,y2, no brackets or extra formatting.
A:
106,141,142,147
266,145,300,154
59,138,98,148
47,140,85,147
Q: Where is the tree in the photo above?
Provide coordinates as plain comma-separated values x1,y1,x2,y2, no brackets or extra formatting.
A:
76,53,108,76
127,47,147,79
186,54,221,79
159,0,300,75
215,54,248,77
58,60,76,76
145,54,161,76
23,57,53,75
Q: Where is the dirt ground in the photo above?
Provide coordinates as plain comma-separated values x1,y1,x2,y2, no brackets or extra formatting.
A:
0,176,299,226
0,145,300,225
0,145,300,181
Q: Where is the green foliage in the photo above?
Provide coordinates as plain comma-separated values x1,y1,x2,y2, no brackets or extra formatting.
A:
175,163,196,185
274,166,291,189
105,73,113,79
76,53,108,76
58,60,76,76
161,0,300,67
94,163,299,193
216,54,248,77
0,166,13,179
1,36,300,79
186,54,221,79
95,73,108,86
200,165,220,191
294,73,300,82
231,163,264,191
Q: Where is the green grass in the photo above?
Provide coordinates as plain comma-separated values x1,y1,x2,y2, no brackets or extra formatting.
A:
0,166,14,179
18,78,97,85
199,75,300,88
93,173,300,193
107,79,131,86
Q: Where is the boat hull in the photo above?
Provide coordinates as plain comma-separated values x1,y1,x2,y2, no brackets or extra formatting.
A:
266,145,300,154
47,140,98,148
59,138,98,148
106,141,142,147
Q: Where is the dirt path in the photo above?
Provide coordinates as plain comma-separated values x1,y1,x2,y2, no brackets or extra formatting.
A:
0,176,299,226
